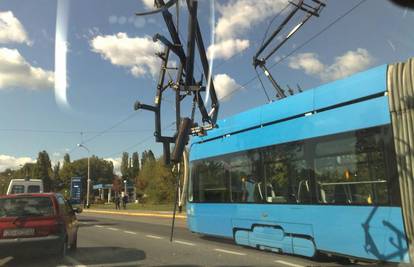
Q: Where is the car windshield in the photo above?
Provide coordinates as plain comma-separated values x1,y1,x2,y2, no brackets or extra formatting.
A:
10,185,24,194
0,197,54,217
27,185,41,193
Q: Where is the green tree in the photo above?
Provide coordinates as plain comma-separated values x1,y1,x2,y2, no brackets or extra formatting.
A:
137,157,175,204
63,153,71,165
120,152,129,178
59,156,115,199
52,162,63,191
13,163,36,179
0,168,14,194
131,152,140,178
53,162,60,180
34,151,53,192
141,150,155,167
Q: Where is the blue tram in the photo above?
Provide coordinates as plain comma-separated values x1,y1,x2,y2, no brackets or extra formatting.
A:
186,58,414,263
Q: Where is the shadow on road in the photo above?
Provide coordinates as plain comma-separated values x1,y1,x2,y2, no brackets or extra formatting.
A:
70,246,146,265
1,246,146,267
198,235,235,245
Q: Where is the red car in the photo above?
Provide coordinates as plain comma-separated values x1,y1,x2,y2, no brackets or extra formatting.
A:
0,193,81,259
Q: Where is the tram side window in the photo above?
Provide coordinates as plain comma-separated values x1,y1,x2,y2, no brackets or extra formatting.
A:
229,151,262,203
262,142,309,204
192,159,229,202
314,127,389,205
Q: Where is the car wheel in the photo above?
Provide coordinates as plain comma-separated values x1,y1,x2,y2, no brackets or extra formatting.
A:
70,236,77,251
57,237,68,259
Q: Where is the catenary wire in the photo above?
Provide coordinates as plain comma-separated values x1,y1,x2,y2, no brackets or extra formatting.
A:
219,0,368,100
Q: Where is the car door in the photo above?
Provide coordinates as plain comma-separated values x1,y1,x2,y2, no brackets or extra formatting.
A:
64,198,78,242
57,195,74,244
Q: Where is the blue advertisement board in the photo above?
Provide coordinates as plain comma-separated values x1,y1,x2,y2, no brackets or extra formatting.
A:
70,177,83,205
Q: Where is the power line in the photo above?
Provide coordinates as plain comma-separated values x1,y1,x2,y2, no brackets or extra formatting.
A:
220,0,368,100
104,135,154,159
103,121,175,158
212,3,291,72
255,68,271,102
268,0,367,69
0,128,152,134
80,111,139,144
72,1,366,158
259,2,291,48
68,111,141,154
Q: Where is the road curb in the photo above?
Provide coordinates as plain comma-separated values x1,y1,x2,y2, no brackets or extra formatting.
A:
83,209,187,219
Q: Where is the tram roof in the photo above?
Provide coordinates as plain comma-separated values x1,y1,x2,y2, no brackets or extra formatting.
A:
192,63,388,145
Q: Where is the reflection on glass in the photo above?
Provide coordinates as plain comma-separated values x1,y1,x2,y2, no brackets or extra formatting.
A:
190,126,395,206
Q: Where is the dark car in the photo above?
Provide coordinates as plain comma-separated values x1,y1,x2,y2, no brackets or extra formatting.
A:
0,193,81,259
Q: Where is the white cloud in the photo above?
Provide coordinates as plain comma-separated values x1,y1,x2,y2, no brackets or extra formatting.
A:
289,48,375,82
0,155,35,172
215,0,289,41
207,39,249,60
105,157,121,175
90,33,163,78
142,0,154,9
213,74,241,101
0,48,54,90
288,52,325,76
208,0,288,60
0,11,30,45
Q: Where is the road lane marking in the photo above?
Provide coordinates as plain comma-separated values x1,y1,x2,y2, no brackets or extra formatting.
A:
65,256,87,267
107,227,119,231
146,234,163,239
174,240,195,246
274,260,304,267
84,209,186,219
213,248,246,256
94,225,104,228
124,230,137,235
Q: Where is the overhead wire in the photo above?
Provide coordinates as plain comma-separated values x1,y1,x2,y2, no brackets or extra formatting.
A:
259,2,291,48
80,111,140,145
67,111,141,154
255,68,271,102
219,0,368,101
103,121,176,158
0,128,152,134
71,0,366,159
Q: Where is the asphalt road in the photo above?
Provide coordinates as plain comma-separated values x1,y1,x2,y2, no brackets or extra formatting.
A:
0,211,384,267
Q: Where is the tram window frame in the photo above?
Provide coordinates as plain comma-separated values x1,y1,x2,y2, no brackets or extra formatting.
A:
311,126,393,206
189,125,399,206
262,142,311,204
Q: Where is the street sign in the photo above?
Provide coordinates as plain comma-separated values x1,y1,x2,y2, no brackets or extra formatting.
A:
70,177,83,205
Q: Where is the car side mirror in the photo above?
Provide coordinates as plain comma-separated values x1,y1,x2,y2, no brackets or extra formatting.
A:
73,207,82,213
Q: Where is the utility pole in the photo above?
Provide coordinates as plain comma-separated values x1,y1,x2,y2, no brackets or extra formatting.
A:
77,144,91,208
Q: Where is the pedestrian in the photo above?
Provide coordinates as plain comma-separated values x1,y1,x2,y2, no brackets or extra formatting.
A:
114,195,121,210
122,194,128,209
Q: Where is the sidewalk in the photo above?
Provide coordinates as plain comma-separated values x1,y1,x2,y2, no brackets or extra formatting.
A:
83,208,187,219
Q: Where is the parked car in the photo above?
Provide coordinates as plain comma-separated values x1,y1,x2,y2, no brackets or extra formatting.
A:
0,193,81,259
6,178,44,194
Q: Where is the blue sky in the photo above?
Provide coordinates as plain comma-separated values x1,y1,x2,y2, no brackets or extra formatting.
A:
0,0,413,172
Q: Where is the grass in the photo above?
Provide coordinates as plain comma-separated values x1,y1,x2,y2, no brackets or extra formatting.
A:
89,202,177,212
